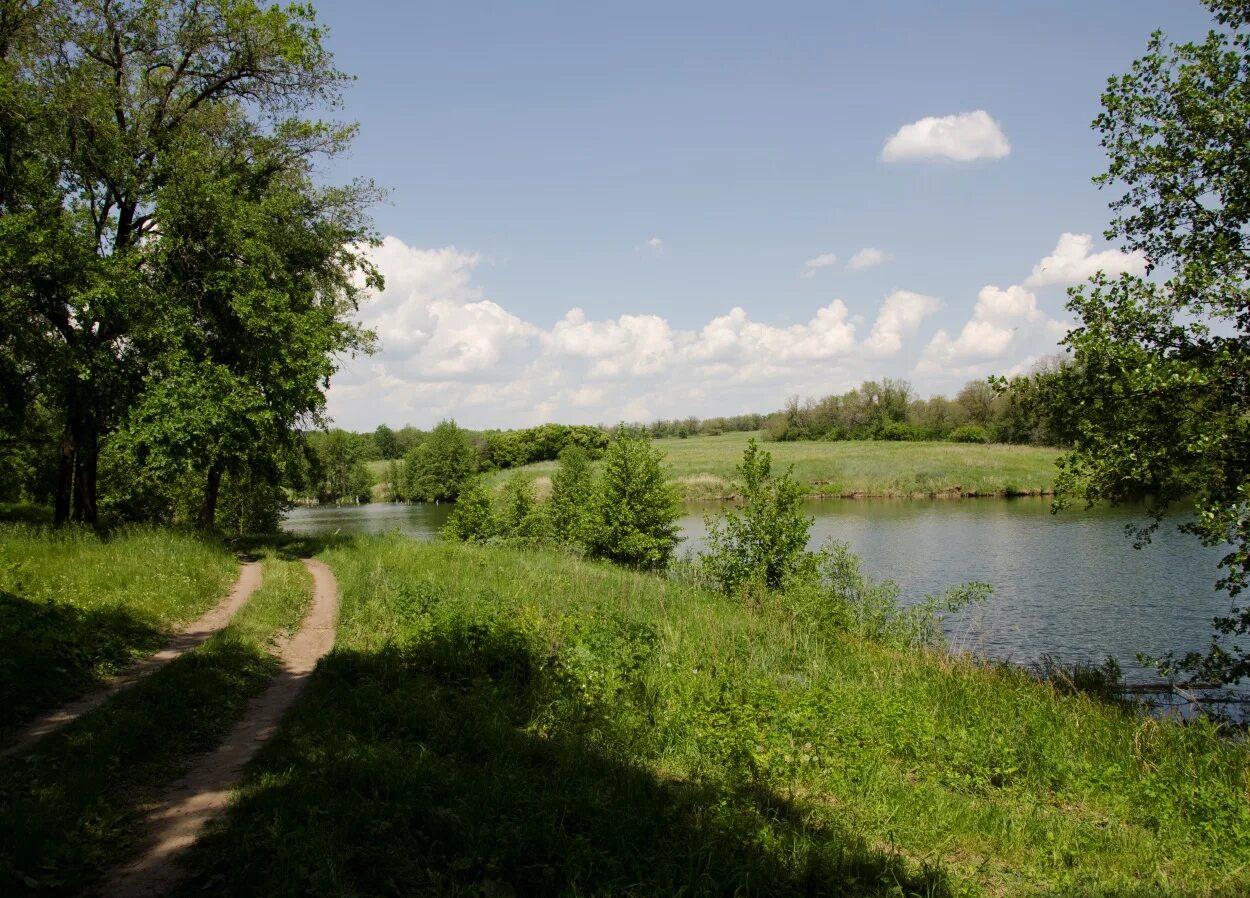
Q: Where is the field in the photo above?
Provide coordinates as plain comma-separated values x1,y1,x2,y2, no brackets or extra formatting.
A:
476,432,1063,500
171,536,1249,897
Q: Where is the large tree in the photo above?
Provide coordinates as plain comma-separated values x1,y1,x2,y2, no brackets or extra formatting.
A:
0,0,377,525
1056,0,1250,681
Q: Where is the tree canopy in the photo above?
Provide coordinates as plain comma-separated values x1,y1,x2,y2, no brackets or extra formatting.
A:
1054,0,1250,681
0,0,380,526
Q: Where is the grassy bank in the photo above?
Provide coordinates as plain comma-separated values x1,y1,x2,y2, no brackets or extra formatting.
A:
0,524,238,736
0,551,313,896
180,536,1248,896
475,432,1062,500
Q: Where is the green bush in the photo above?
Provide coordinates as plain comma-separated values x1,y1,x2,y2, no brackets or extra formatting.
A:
701,440,814,594
548,446,595,545
584,430,680,570
948,425,991,444
403,420,476,502
441,477,497,542
876,421,926,441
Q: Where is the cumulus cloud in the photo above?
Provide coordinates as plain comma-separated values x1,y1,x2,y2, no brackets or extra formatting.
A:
880,110,1010,163
800,252,837,278
327,236,1068,430
863,291,942,356
640,236,664,256
1023,232,1147,287
918,284,1042,368
847,247,892,271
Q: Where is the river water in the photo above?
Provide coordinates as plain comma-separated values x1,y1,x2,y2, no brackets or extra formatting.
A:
283,498,1233,682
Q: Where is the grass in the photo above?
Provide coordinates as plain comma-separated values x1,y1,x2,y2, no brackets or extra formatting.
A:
471,432,1062,500
0,549,313,897
0,524,238,736
177,536,1249,897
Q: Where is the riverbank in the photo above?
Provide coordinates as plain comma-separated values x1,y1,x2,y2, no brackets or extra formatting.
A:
171,536,1248,895
478,432,1062,500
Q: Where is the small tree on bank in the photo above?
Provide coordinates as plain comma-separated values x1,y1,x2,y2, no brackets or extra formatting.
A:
702,440,814,594
584,430,680,570
403,420,475,502
548,446,595,544
442,476,497,542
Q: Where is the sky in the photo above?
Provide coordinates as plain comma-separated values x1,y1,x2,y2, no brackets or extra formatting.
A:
311,0,1215,431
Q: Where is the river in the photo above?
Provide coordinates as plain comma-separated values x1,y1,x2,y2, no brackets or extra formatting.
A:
282,497,1233,682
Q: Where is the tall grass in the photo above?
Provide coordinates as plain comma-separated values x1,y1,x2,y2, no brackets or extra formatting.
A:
180,536,1250,896
0,524,237,734
0,552,312,896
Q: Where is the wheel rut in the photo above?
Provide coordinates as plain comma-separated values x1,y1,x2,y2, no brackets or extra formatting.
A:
104,558,340,898
0,560,264,761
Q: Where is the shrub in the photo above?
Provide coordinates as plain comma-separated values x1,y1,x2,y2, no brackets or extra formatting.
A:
499,472,548,539
441,477,497,542
584,430,680,570
403,420,476,501
701,440,814,594
876,421,926,441
548,446,595,545
949,424,991,444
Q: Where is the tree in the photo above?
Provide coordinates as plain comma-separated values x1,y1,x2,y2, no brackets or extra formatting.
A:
584,429,680,570
1056,0,1250,681
442,476,497,542
701,440,813,594
548,446,595,545
403,420,476,502
0,0,374,525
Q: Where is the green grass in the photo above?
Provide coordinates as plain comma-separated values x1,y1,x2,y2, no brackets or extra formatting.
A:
178,536,1249,897
0,524,238,736
0,550,313,897
474,432,1061,500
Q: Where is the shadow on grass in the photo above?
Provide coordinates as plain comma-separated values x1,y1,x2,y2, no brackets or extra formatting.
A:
227,532,357,562
0,636,277,896
0,589,166,737
179,621,954,897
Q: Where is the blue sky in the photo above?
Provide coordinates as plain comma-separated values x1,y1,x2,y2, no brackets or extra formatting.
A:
315,0,1214,430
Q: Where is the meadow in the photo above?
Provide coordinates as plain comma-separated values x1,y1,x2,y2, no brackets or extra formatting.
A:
172,536,1249,897
470,432,1063,500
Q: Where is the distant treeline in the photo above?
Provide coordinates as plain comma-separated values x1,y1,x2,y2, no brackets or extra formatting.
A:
296,422,609,505
761,370,1065,447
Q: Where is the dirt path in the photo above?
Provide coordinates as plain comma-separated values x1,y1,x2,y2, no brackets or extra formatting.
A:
104,558,340,898
0,561,264,762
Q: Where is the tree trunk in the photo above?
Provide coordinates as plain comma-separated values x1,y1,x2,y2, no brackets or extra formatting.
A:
72,431,98,525
199,464,222,530
54,424,73,525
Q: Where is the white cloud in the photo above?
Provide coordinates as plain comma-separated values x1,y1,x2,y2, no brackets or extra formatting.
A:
800,252,837,278
326,236,1043,430
863,290,942,356
641,236,664,256
880,110,1010,163
847,247,892,271
917,284,1042,369
1023,232,1147,287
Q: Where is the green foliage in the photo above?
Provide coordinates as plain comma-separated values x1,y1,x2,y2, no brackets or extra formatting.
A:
948,424,991,444
403,420,476,502
0,0,379,526
441,477,498,543
302,430,373,505
1052,0,1250,681
585,430,681,570
875,421,925,442
498,473,548,539
547,446,595,545
702,440,814,594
